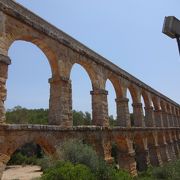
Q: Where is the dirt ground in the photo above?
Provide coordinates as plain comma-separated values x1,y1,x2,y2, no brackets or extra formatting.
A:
2,165,43,180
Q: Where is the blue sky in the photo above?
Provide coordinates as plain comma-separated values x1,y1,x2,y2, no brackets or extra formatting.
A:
5,0,180,117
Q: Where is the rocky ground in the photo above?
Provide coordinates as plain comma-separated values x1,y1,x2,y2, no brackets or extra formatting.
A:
2,165,42,180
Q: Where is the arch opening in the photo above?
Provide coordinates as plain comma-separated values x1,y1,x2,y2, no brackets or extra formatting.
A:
105,79,117,126
1,142,48,180
141,95,145,117
5,40,51,124
70,63,92,126
127,88,133,126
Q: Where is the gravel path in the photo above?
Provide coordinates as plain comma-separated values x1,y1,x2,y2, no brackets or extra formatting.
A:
2,165,43,180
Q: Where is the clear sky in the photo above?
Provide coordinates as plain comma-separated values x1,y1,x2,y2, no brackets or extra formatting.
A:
5,0,180,117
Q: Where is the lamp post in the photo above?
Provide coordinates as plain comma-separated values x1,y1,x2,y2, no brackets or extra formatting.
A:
162,16,180,56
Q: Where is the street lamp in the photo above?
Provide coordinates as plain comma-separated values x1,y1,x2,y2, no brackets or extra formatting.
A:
162,16,180,55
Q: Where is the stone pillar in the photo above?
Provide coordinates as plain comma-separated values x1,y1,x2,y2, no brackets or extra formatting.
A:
154,109,163,127
132,103,145,127
176,113,179,127
173,114,178,127
166,133,176,160
48,76,72,126
168,113,173,127
178,132,180,150
0,54,11,124
91,89,109,126
116,97,131,127
149,145,163,166
172,134,180,158
177,132,180,150
159,142,171,163
162,110,169,127
168,141,176,160
144,106,155,127
177,113,180,127
92,138,113,164
171,113,175,127
0,153,10,179
117,151,137,176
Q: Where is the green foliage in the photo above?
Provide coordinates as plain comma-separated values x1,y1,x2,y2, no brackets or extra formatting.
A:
6,106,48,124
37,155,58,171
6,106,117,127
40,139,132,180
94,160,132,180
57,139,99,172
8,152,38,165
136,160,180,180
109,115,117,127
73,110,92,125
41,161,95,180
152,160,180,180
8,143,44,165
6,106,93,126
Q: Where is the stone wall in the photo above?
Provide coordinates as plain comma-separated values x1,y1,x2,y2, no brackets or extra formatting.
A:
0,125,180,176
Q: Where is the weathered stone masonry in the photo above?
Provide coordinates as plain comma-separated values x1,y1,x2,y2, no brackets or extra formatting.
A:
0,0,180,177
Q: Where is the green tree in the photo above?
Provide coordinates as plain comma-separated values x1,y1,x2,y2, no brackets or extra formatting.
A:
73,110,91,125
6,106,48,124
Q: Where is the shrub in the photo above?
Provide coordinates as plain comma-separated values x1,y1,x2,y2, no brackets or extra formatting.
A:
137,160,180,180
8,152,38,165
95,160,132,180
42,139,132,180
57,139,99,172
37,155,59,171
41,161,95,180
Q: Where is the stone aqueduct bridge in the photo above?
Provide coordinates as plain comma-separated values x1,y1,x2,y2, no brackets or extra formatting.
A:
0,0,180,177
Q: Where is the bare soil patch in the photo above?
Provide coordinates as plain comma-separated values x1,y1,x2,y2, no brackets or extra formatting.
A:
2,165,42,180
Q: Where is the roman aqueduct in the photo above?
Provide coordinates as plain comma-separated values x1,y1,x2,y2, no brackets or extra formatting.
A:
0,0,180,177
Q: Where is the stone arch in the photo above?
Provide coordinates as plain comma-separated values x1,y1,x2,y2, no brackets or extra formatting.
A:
165,132,176,160
171,106,176,127
176,108,179,126
67,60,108,126
127,84,139,103
2,15,59,75
171,131,179,157
6,40,52,110
166,103,173,127
5,36,58,76
141,90,151,107
127,86,145,127
152,97,163,127
133,133,149,171
105,73,123,98
166,103,171,114
104,74,123,123
67,57,100,90
147,132,162,166
152,96,161,110
157,132,170,163
0,134,56,179
113,135,137,175
160,100,169,127
69,62,94,90
143,93,155,127
160,100,166,111
6,135,56,156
